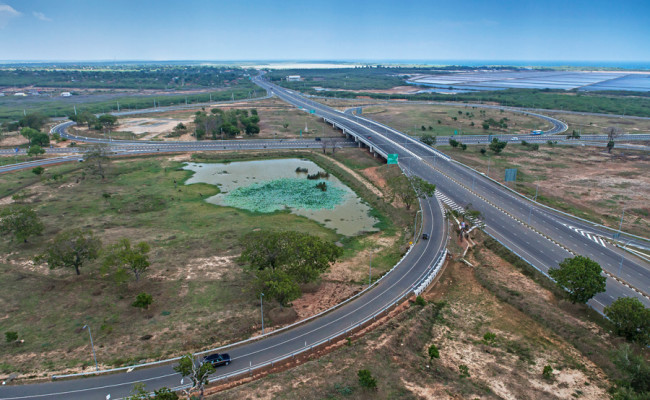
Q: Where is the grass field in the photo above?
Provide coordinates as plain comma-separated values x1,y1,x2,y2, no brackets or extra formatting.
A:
66,98,344,141
0,148,415,378
546,112,650,136
213,231,640,400
0,81,260,123
439,143,650,238
361,103,551,137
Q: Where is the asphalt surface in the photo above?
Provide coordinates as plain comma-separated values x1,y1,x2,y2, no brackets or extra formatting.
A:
254,76,649,310
1,75,648,399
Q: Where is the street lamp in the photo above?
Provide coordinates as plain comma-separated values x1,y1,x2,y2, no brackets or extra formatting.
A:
413,210,422,244
82,324,98,371
260,293,265,335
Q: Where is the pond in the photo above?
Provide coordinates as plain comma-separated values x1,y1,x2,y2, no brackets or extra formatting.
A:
183,158,379,236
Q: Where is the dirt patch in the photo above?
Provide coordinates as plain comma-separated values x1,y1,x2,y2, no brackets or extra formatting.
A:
291,282,364,320
326,233,398,282
324,155,383,198
153,255,238,281
0,134,28,147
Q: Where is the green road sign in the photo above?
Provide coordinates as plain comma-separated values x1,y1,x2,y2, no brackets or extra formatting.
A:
309,109,315,114
387,154,398,164
505,168,517,182
454,130,458,135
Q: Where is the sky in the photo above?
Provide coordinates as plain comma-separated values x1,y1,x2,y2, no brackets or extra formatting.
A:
0,0,649,63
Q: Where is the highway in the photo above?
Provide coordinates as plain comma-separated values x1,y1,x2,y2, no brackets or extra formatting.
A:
253,76,649,310
1,75,648,399
0,165,447,399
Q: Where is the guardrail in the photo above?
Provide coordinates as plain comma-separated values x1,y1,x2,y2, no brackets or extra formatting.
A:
322,117,389,159
450,159,650,247
52,193,448,382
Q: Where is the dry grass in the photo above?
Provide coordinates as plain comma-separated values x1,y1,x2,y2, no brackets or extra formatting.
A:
213,233,621,400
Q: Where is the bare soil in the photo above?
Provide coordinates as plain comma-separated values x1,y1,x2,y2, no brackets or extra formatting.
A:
214,237,617,400
445,144,650,237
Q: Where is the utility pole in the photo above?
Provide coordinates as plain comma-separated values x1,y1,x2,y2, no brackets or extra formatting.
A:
617,209,625,238
534,182,539,202
487,156,491,177
369,250,373,286
260,293,265,334
74,105,77,116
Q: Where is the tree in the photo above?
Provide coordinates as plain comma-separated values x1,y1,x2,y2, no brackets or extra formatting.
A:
98,114,118,127
132,293,153,309
358,369,377,390
420,134,436,146
128,383,178,400
30,132,50,147
32,166,45,175
37,229,101,275
239,231,342,305
83,144,111,179
173,354,215,400
605,126,622,142
387,175,435,210
611,344,650,395
604,297,650,345
449,139,460,148
18,113,48,130
103,238,151,282
27,145,45,157
489,138,507,154
0,206,44,243
548,256,606,304
607,140,615,153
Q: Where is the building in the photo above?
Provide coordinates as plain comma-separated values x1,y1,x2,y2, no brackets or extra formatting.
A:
60,92,72,97
14,92,26,96
286,75,301,82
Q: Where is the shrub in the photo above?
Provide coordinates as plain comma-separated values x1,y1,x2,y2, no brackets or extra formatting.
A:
542,365,553,380
483,331,497,345
5,331,18,342
358,369,377,389
32,166,45,175
414,295,426,306
132,293,153,309
480,148,487,155
428,344,439,359
459,364,470,378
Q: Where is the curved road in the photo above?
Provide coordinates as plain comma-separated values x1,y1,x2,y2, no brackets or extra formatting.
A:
1,75,648,399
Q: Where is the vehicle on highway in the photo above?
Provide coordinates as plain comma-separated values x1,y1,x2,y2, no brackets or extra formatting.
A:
201,353,231,367
315,137,321,141
511,137,519,141
422,233,429,240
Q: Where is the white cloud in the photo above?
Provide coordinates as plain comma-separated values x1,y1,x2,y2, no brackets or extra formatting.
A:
0,4,21,28
33,11,51,22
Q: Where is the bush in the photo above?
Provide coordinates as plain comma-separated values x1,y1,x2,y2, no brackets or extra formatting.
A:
449,139,460,148
414,295,426,306
604,297,650,345
358,369,377,389
542,365,553,380
32,166,45,175
483,331,497,345
132,293,153,309
480,148,487,155
428,344,439,359
459,364,470,378
5,331,18,342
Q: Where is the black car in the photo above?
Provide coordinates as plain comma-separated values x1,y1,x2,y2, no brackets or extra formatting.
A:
422,233,429,240
202,353,231,367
